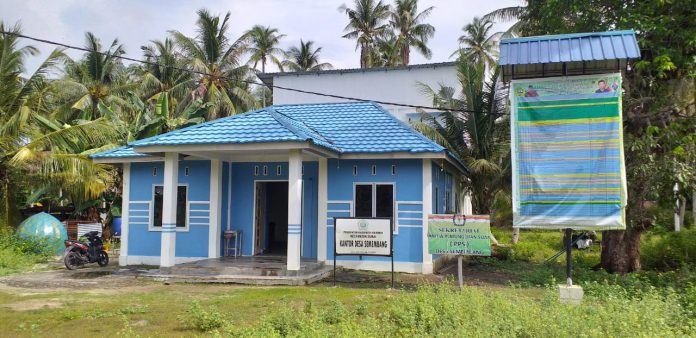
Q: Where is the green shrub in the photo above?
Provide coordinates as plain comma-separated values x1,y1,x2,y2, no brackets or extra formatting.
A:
321,300,348,325
642,228,696,270
179,301,226,332
224,284,696,337
0,229,55,276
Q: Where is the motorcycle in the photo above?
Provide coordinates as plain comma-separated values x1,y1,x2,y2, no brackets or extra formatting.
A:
63,230,109,270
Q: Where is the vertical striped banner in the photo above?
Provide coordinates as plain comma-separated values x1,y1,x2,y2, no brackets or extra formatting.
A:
511,73,627,230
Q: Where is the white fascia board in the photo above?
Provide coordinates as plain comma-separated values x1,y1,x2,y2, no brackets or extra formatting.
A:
134,141,339,157
92,156,163,164
133,141,311,153
340,152,445,159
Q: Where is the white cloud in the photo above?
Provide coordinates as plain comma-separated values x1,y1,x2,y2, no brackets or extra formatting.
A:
0,0,520,74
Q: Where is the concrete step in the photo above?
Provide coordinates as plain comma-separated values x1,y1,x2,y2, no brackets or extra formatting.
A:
168,258,326,277
145,265,334,286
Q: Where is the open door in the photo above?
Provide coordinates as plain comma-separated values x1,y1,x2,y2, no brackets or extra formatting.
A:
254,181,289,255
254,182,266,255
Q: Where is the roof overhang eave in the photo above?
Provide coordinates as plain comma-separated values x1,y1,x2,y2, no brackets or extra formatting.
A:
91,155,162,164
131,141,339,158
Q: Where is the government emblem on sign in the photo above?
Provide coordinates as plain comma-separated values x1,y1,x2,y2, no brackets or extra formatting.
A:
358,220,368,230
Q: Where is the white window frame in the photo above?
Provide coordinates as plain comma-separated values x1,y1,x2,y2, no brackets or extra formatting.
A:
352,182,397,234
149,183,190,232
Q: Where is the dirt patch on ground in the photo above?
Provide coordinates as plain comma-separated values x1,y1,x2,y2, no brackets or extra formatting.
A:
438,263,517,286
0,261,153,295
0,259,514,296
3,298,64,311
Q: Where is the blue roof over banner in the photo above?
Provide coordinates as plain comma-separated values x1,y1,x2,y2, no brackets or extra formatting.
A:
499,30,640,66
91,102,448,159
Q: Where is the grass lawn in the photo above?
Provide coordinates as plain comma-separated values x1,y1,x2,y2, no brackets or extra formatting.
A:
2,229,696,337
0,282,397,336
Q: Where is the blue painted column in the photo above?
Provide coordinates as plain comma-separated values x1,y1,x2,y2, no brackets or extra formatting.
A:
287,150,302,270
160,152,178,267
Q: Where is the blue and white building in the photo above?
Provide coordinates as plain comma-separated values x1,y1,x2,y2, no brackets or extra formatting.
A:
92,102,466,273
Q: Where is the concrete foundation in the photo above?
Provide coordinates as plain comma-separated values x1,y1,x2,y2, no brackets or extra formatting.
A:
558,284,584,304
143,256,333,285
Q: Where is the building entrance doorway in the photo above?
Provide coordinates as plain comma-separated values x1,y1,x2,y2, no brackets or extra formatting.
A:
254,181,289,255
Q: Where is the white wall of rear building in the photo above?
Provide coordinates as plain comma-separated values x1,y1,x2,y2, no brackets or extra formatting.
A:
271,65,460,122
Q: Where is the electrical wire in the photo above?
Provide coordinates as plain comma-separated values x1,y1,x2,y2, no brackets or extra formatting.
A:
1,30,507,115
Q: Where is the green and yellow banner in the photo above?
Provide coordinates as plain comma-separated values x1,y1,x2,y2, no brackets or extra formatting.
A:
427,215,491,256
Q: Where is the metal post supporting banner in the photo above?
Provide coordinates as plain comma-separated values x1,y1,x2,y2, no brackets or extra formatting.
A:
565,228,572,286
457,256,463,289
391,251,394,289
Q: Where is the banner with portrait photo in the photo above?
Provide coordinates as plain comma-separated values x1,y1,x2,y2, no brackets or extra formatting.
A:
510,73,627,230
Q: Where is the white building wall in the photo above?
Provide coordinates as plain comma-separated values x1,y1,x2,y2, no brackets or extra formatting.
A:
271,64,460,122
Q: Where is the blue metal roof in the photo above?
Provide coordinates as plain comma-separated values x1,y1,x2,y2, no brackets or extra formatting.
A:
90,146,151,159
92,102,446,158
499,30,640,66
273,102,445,153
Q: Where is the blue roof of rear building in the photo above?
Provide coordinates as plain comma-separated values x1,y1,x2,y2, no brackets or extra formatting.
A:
499,30,640,66
92,102,446,158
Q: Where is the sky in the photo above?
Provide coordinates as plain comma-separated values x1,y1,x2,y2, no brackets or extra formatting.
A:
0,0,520,75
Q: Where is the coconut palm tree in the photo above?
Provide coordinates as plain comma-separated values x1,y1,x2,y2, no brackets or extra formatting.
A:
282,40,333,72
340,0,391,68
374,35,402,67
0,23,119,225
139,38,194,108
389,0,435,65
482,5,528,34
411,59,510,215
170,9,258,119
453,17,502,72
54,32,132,122
242,25,286,73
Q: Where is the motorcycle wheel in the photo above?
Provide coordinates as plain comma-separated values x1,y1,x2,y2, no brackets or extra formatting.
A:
97,251,109,267
64,251,81,270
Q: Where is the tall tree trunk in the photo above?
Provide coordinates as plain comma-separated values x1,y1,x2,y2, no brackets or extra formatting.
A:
401,45,410,65
600,228,642,273
511,228,520,244
360,45,367,68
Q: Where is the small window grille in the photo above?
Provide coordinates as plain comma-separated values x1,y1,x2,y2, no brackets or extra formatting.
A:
184,167,190,176
391,165,396,175
371,165,377,175
352,165,358,176
152,167,157,176
254,166,259,176
276,165,282,176
263,165,268,176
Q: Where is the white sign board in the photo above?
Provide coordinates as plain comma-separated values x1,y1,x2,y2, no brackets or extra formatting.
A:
334,218,392,256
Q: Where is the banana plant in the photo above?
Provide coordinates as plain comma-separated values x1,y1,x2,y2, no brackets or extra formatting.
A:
99,91,210,142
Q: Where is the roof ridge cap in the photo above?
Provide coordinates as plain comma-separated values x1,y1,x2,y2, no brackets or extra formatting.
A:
270,106,335,145
266,107,310,141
